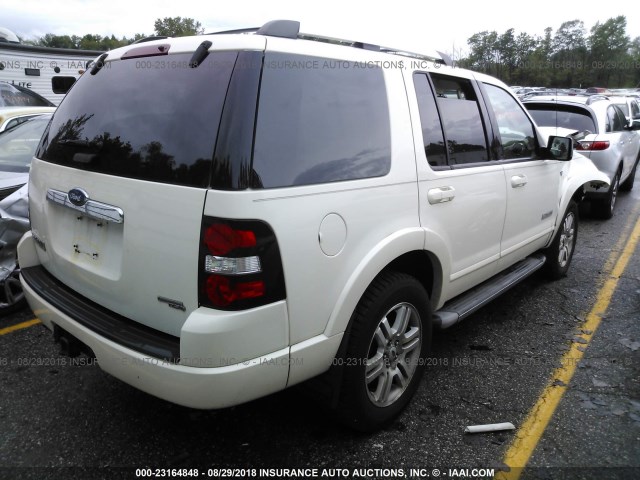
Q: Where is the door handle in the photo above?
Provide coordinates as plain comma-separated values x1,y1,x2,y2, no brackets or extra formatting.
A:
511,175,527,188
427,186,456,205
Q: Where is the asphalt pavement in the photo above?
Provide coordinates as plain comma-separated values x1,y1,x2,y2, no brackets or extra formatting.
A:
0,177,638,480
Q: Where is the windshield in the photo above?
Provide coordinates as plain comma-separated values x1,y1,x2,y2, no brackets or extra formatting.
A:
0,115,51,173
525,104,598,133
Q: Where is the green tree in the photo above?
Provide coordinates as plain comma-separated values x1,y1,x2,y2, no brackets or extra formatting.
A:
551,20,587,87
588,16,630,85
466,31,499,75
153,17,203,37
497,29,517,84
39,34,77,49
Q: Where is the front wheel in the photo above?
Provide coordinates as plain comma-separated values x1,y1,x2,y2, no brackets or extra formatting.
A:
592,169,620,219
543,200,578,279
620,158,638,192
336,271,432,432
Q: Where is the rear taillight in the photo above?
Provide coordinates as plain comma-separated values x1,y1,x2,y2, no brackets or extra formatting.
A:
198,217,286,310
576,140,609,151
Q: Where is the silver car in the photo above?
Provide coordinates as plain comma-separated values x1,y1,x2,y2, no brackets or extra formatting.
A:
524,95,640,218
0,114,52,312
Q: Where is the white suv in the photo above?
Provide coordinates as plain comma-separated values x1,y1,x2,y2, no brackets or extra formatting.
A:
524,95,640,218
18,20,608,431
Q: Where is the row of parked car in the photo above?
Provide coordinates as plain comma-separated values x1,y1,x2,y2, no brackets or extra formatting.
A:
0,83,56,312
1,25,639,430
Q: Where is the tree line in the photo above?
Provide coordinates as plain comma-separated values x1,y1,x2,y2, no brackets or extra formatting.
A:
18,15,640,88
459,16,640,88
20,17,203,51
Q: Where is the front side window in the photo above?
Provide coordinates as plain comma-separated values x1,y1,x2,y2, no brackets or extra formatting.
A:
252,53,391,188
429,74,489,165
484,84,535,160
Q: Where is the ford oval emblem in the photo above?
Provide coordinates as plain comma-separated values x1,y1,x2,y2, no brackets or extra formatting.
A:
68,188,89,207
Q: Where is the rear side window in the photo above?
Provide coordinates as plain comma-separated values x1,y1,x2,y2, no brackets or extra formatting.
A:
429,74,489,165
37,52,238,187
525,104,597,134
413,73,447,167
252,53,391,188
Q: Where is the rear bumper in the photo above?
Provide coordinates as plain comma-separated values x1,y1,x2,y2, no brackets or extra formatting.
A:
18,233,290,410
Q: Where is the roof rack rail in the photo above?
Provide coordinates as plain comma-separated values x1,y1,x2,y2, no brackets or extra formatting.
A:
208,20,452,66
208,27,260,36
132,35,169,44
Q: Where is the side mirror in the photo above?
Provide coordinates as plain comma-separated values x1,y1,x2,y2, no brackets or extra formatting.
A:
546,135,573,161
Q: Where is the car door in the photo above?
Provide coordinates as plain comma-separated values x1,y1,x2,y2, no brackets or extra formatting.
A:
411,72,506,301
480,82,563,269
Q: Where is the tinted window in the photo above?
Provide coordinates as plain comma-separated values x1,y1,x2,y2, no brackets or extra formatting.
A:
252,53,391,188
430,74,488,165
606,106,624,132
484,84,535,160
37,52,238,187
413,73,447,167
525,104,597,133
631,101,640,119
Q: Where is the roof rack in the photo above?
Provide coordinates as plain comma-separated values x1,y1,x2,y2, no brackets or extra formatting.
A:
208,19,452,66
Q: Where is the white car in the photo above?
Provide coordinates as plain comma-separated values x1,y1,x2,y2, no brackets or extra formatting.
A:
524,95,640,218
18,20,608,431
0,106,56,133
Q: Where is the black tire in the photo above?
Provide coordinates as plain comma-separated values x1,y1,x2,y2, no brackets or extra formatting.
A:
543,200,578,280
336,271,432,432
0,264,27,315
592,169,620,219
620,158,638,192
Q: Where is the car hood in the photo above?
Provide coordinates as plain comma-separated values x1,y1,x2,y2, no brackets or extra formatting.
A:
0,171,29,190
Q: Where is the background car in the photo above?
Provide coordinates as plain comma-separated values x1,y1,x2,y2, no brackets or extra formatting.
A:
0,81,55,107
0,105,56,133
0,114,52,313
524,95,640,218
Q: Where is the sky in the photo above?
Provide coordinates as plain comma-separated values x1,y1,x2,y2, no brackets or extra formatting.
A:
1,0,639,58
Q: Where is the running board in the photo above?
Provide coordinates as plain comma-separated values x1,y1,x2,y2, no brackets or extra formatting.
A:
432,253,546,329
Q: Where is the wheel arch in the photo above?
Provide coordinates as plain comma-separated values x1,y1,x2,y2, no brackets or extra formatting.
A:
323,229,443,339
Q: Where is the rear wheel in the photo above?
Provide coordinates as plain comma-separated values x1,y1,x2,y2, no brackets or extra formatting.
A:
543,200,578,279
592,169,620,219
337,271,431,432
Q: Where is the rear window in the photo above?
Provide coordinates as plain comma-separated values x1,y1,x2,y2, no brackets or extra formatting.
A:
252,53,391,188
525,104,597,133
37,52,238,187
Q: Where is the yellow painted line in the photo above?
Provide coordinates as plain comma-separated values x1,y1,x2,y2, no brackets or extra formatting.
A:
0,318,41,336
499,214,640,480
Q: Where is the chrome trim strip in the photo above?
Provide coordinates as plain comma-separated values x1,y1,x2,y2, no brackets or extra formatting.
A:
46,189,124,224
